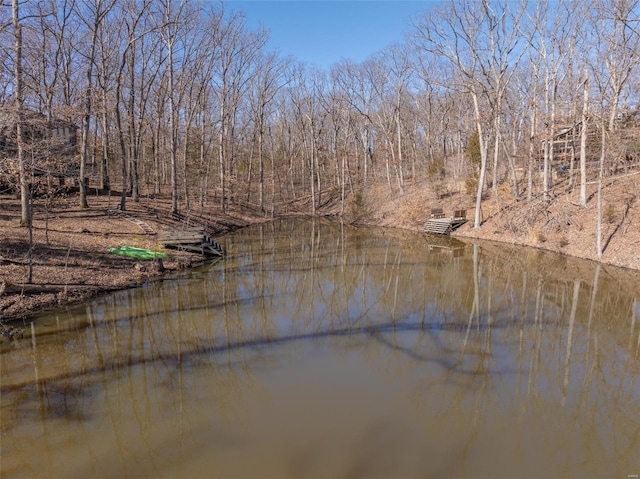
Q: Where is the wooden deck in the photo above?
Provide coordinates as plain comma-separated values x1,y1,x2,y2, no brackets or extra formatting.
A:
421,209,468,235
157,228,224,257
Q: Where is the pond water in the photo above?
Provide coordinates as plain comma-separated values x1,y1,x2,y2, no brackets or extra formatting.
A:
1,219,640,479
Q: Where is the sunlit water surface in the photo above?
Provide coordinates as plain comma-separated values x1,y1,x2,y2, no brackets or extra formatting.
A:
2,219,640,478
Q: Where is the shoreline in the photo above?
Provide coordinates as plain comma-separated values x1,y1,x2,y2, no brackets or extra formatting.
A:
4,220,639,332
3,178,640,333
0,194,260,335
452,227,640,273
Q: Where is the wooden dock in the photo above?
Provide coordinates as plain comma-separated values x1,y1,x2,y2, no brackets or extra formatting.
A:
421,209,468,235
157,228,224,257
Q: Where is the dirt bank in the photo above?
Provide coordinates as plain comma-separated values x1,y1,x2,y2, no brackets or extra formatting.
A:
446,172,640,273
359,173,640,272
0,193,267,334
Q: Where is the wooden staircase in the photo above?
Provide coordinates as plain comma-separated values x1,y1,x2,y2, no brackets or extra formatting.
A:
157,228,224,257
421,208,468,236
422,218,456,235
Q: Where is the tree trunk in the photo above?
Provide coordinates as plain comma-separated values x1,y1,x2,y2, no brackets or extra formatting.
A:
492,117,500,194
310,130,316,215
579,71,589,206
506,123,520,198
527,99,536,203
13,0,29,226
79,18,101,209
596,121,605,258
100,105,110,191
395,101,404,190
259,119,265,213
472,92,488,229
219,92,226,212
168,44,178,215
182,124,191,212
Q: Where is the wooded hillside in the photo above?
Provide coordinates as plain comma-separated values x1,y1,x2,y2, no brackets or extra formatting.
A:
1,0,639,260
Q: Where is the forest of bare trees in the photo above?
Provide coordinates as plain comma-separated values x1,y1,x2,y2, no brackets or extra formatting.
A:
1,0,639,229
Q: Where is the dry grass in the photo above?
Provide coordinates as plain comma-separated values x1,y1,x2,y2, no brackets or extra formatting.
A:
436,174,640,271
354,171,640,272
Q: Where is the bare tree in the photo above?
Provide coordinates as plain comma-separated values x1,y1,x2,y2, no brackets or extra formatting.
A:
95,11,118,192
75,0,118,208
412,0,527,228
579,67,589,206
154,0,190,215
588,0,640,256
12,0,28,225
598,0,640,131
525,0,580,200
378,44,415,192
214,11,266,212
248,51,289,214
365,55,396,192
176,11,222,212
44,0,80,115
111,0,154,210
331,59,378,188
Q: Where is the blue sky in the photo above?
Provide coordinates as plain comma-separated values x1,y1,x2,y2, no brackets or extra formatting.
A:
224,1,436,69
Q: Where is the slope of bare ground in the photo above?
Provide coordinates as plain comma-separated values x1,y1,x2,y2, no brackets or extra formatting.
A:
360,171,640,272
0,192,270,332
453,174,640,271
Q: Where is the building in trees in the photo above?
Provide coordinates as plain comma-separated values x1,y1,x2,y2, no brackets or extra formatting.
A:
536,113,640,178
0,107,78,191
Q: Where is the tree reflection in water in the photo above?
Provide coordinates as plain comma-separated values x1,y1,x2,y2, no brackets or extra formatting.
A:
1,219,640,479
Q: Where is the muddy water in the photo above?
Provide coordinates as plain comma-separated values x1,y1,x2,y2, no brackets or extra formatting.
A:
1,219,640,479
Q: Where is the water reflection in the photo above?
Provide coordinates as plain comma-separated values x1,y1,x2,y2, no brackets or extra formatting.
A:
1,219,640,478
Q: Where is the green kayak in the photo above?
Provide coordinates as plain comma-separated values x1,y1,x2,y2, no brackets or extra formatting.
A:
108,246,168,260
